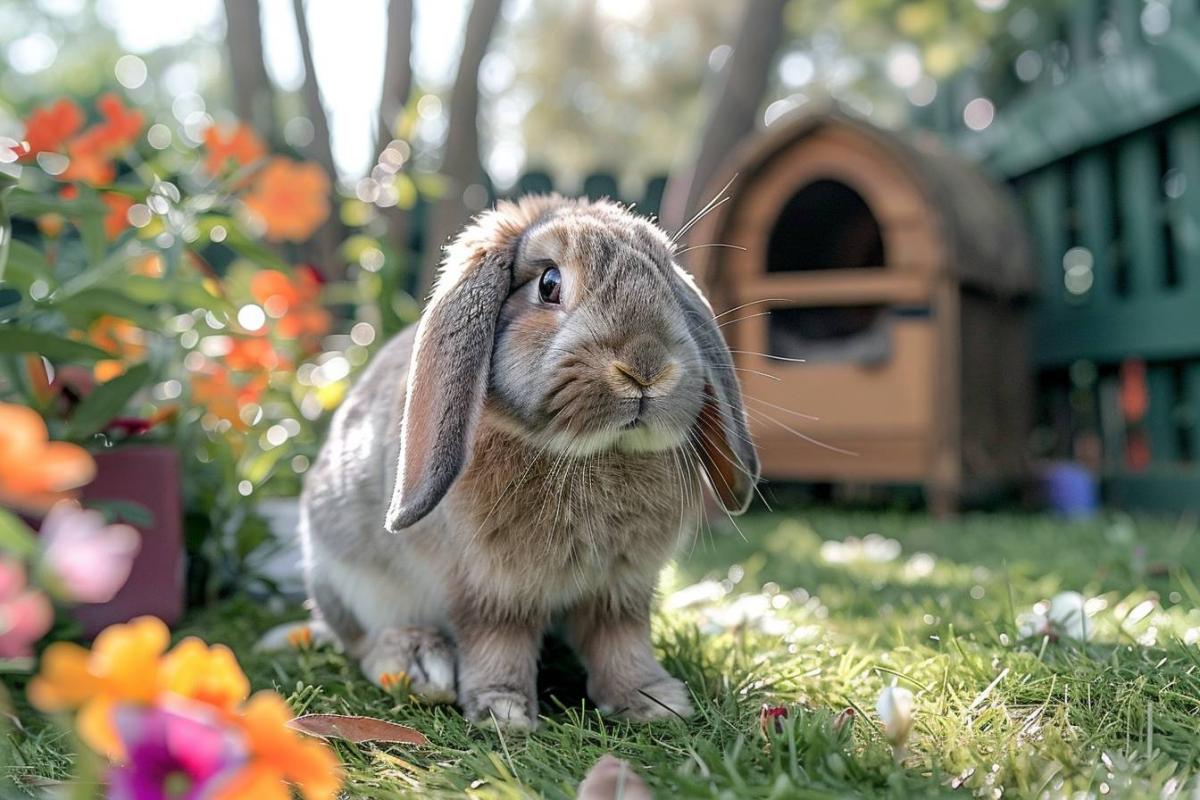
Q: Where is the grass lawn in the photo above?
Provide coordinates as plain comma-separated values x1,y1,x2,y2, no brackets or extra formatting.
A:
7,508,1200,798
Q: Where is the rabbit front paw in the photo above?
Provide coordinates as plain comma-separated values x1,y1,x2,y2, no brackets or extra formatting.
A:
361,626,457,704
462,687,538,731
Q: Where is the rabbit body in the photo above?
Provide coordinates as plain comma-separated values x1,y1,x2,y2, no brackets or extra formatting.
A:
300,196,757,729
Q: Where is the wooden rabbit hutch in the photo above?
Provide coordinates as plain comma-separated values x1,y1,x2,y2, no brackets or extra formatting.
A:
687,111,1034,511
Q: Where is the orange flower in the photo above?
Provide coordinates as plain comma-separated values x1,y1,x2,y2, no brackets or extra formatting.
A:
219,693,341,800
94,93,143,153
102,193,134,240
191,366,267,430
226,336,288,373
0,403,96,514
62,128,118,185
54,93,143,186
159,638,251,713
203,122,266,176
28,616,170,758
15,98,84,159
250,268,331,342
242,158,330,243
87,315,146,381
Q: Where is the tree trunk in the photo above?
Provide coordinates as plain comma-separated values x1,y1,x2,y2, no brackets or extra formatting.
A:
222,0,277,139
418,0,505,296
660,0,787,237
291,0,344,278
378,0,415,152
377,0,416,279
291,0,339,181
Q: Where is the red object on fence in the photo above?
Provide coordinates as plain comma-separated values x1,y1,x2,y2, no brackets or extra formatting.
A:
75,445,185,637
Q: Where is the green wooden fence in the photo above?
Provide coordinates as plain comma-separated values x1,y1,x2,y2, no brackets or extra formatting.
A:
930,0,1200,510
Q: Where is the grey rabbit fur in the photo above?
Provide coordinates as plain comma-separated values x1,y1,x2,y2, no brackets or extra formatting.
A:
300,194,758,729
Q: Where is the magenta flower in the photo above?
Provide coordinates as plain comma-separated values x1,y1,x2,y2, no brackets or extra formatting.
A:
40,501,140,603
0,558,53,659
109,704,247,800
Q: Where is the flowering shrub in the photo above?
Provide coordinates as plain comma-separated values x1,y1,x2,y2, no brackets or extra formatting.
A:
0,88,419,601
0,76,454,795
0,87,407,795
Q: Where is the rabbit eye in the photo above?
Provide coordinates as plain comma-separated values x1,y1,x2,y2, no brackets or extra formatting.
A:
538,266,562,304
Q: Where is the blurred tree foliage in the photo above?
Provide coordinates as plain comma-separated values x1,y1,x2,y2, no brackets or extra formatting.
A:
0,0,1071,197
487,0,1069,188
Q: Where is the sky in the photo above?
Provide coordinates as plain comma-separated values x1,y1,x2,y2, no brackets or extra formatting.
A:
90,0,471,179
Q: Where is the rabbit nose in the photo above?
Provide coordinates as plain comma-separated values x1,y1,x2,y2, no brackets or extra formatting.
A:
613,361,662,390
611,337,679,394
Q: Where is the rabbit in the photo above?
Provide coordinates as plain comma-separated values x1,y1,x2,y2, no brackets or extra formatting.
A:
299,194,758,730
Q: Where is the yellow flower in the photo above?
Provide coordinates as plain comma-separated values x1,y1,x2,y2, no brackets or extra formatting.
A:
159,637,251,713
28,616,170,757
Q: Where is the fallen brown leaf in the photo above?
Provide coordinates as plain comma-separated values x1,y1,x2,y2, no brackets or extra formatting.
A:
287,714,428,745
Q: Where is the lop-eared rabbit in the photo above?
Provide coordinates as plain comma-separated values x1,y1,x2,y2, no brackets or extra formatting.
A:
300,195,758,729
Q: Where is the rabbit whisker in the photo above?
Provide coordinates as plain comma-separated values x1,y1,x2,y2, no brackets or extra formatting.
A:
671,174,737,244
744,395,819,422
728,350,807,364
716,310,772,329
740,405,858,457
673,242,747,257
712,298,789,320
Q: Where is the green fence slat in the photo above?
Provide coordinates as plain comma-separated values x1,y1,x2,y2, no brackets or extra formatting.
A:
1099,372,1124,471
1117,133,1168,295
1025,166,1070,308
582,172,620,202
1112,0,1143,52
1167,117,1200,290
642,175,667,219
1073,151,1114,305
516,170,555,197
1188,361,1200,462
1146,365,1179,464
1067,0,1101,66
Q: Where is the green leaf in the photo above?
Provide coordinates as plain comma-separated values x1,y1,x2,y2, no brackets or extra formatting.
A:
52,234,138,299
0,175,14,284
54,288,160,328
2,239,53,294
0,508,37,557
6,188,107,219
0,327,113,362
68,362,152,439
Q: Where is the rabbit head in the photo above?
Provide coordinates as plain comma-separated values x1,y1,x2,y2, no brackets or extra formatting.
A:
385,195,758,533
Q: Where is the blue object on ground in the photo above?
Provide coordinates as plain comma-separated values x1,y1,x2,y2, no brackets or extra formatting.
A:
1040,462,1099,519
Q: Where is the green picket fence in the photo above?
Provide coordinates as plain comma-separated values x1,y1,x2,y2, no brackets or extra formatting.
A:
931,0,1200,509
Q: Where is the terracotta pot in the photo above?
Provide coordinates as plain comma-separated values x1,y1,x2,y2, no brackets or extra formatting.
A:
74,445,185,636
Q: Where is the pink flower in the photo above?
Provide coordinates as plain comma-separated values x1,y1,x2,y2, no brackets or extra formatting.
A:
40,501,140,604
109,703,247,800
0,558,53,659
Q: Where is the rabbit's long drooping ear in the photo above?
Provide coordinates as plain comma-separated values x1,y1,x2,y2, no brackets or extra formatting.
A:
384,197,562,533
384,245,512,533
672,266,760,513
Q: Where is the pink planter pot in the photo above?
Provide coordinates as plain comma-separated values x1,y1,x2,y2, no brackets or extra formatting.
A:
74,445,186,637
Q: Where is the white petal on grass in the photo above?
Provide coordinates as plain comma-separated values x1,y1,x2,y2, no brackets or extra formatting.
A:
876,685,914,751
1048,591,1089,640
